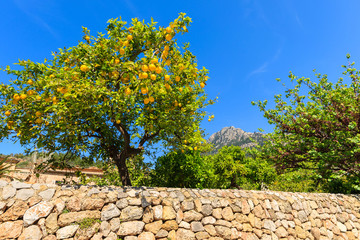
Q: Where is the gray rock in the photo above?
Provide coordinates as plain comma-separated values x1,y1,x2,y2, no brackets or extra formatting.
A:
16,189,34,200
56,225,79,239
110,218,121,232
101,203,121,221
120,206,143,221
87,188,100,196
2,185,16,200
191,221,204,232
116,199,128,209
201,204,213,216
39,189,56,201
153,205,163,220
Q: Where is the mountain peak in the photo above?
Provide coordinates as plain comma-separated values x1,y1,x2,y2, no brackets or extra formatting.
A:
208,126,264,152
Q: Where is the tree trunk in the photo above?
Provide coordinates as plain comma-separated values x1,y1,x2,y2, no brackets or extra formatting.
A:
114,153,132,186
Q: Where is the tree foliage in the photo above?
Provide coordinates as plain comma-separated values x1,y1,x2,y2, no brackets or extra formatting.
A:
0,13,213,186
253,56,360,193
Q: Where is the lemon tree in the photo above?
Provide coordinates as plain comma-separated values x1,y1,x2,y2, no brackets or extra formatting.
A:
0,13,213,186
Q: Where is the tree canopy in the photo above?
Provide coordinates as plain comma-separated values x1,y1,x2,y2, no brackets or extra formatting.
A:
253,56,360,192
0,13,213,186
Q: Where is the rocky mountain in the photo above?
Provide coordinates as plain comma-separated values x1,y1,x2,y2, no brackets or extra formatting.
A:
208,126,265,152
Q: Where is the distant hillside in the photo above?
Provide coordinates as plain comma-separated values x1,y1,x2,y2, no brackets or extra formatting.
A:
208,126,265,153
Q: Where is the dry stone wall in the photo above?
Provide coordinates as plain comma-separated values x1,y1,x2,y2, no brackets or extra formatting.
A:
1,180,360,240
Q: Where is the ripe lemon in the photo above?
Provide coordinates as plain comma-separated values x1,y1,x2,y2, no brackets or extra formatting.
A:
165,75,170,81
194,147,198,151
35,118,43,124
116,120,121,124
144,98,150,104
179,88,183,92
175,76,180,82
183,26,187,32
127,35,133,41
200,82,205,88
27,79,33,85
49,74,55,78
142,72,148,79
149,64,156,71
165,34,172,41
5,111,11,117
35,111,42,117
166,27,172,33
119,48,125,55
165,83,170,90
141,88,148,94
155,67,163,74
123,41,129,47
150,58,158,64
85,36,90,41
125,88,131,95
80,65,90,72
115,58,120,64
13,94,20,100
149,96,154,103
165,60,171,66
151,74,156,80
164,45,170,51
142,65,149,72
20,94,27,100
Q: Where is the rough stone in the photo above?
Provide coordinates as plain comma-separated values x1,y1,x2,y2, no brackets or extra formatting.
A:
201,204,213,216
12,181,31,189
45,213,59,234
156,229,169,238
222,207,234,221
39,189,56,201
202,216,216,225
162,220,179,231
191,221,205,232
181,200,195,211
117,221,145,236
110,218,121,232
163,205,176,220
120,206,143,221
58,210,101,226
67,196,81,211
101,203,121,221
0,200,28,221
18,225,43,240
184,210,203,222
56,225,79,239
215,226,231,239
2,185,16,200
23,201,54,226
0,220,23,239
82,198,105,210
176,228,196,240
138,232,155,240
153,205,163,220
145,220,163,234
263,219,276,232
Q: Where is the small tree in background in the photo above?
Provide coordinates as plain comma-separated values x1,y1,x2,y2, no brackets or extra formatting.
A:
0,13,213,186
253,55,360,193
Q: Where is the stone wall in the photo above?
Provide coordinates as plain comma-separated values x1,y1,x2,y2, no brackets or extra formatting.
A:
0,180,360,240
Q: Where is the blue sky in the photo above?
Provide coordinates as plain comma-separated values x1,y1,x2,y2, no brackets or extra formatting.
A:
1,0,360,154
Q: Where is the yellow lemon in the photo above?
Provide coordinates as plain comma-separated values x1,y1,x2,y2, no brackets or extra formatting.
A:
125,88,131,95
80,65,90,72
114,58,120,64
144,98,150,104
27,79,33,85
35,111,42,117
166,27,172,33
200,82,205,88
151,74,156,80
165,75,170,81
149,96,154,103
85,36,90,41
116,120,121,124
175,76,180,82
35,118,43,124
155,67,163,74
149,63,156,71
127,35,133,41
164,45,170,51
20,94,27,100
119,48,125,55
5,111,11,117
141,88,148,94
142,65,149,72
165,34,172,41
